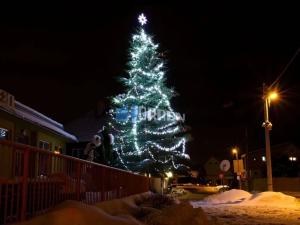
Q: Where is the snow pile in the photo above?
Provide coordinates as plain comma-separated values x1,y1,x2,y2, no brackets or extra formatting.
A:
192,190,300,225
95,192,151,216
243,191,299,207
192,189,299,208
202,189,251,204
17,200,143,225
145,202,211,225
17,192,213,225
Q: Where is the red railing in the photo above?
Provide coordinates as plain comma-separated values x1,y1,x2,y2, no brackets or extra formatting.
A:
0,140,149,225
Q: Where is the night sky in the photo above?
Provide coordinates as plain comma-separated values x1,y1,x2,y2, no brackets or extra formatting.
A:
1,2,300,164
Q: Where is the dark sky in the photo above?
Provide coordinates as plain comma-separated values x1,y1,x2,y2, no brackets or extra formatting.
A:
1,2,300,164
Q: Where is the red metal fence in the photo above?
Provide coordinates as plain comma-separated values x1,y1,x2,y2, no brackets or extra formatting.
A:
0,140,149,225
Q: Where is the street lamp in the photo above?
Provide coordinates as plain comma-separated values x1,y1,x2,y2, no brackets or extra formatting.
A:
232,148,238,155
232,147,241,189
165,171,173,178
162,171,173,194
262,84,279,191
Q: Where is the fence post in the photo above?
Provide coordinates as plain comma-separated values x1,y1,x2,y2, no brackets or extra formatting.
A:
101,167,105,201
21,148,29,221
75,161,81,201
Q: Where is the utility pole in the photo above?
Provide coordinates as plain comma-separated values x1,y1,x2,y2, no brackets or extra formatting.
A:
262,83,277,191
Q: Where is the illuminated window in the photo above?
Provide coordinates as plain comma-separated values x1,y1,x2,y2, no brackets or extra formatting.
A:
39,140,50,150
289,156,297,161
262,156,266,162
54,146,62,154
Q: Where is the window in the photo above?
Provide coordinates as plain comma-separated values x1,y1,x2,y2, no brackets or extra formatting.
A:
39,140,50,150
0,128,8,140
54,146,62,154
17,129,29,144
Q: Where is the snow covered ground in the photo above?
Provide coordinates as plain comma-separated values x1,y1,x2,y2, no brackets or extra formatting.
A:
191,189,300,225
16,192,211,225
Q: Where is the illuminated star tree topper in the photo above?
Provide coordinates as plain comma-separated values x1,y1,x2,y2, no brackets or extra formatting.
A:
138,13,147,26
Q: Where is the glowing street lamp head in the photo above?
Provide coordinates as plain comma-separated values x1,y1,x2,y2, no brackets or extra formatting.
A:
268,91,278,101
138,13,147,26
232,148,238,155
165,171,173,178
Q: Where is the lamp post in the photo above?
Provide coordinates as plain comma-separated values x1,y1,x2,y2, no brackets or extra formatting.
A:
262,84,279,191
163,171,173,194
232,148,242,189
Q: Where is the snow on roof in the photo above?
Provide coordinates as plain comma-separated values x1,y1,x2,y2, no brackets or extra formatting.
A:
0,100,77,142
16,101,63,128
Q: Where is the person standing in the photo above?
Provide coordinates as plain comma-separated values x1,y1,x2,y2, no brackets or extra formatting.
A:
84,135,101,162
98,126,114,165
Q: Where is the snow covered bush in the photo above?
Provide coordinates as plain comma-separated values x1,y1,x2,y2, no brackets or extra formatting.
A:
141,193,177,210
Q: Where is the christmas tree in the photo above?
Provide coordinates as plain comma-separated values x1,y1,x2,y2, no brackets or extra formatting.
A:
108,14,189,175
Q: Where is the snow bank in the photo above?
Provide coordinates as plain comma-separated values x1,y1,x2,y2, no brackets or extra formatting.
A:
202,189,251,204
95,192,152,216
16,192,213,225
192,189,300,208
17,200,143,225
242,191,299,207
145,202,211,225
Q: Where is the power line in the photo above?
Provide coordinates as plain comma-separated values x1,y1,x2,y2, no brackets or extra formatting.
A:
269,47,300,88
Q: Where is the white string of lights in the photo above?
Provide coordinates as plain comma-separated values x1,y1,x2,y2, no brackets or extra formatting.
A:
109,13,189,172
144,126,179,135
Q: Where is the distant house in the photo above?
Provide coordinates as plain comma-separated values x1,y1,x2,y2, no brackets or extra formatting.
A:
0,89,77,153
204,157,233,184
204,157,221,180
247,142,300,178
65,100,107,159
0,89,77,179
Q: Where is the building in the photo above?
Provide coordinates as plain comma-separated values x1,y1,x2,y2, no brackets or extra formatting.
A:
204,157,233,185
65,100,107,159
0,89,77,153
246,143,300,191
247,142,300,178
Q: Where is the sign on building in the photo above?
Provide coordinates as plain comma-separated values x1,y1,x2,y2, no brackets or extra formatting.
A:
0,89,15,111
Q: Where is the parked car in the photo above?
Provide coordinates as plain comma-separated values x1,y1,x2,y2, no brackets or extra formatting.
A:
171,183,229,194
170,187,186,196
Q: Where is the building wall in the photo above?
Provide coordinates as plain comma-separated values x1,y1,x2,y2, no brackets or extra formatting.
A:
37,132,65,153
251,177,300,192
247,143,300,178
0,110,72,179
0,110,67,153
0,117,15,140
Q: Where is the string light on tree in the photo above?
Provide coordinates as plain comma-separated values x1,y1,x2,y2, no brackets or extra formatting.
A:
108,13,190,175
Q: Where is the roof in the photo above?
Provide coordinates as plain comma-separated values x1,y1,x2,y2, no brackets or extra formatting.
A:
0,101,78,142
65,110,106,142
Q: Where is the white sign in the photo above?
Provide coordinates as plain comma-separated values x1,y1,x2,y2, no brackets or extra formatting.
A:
220,160,231,172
